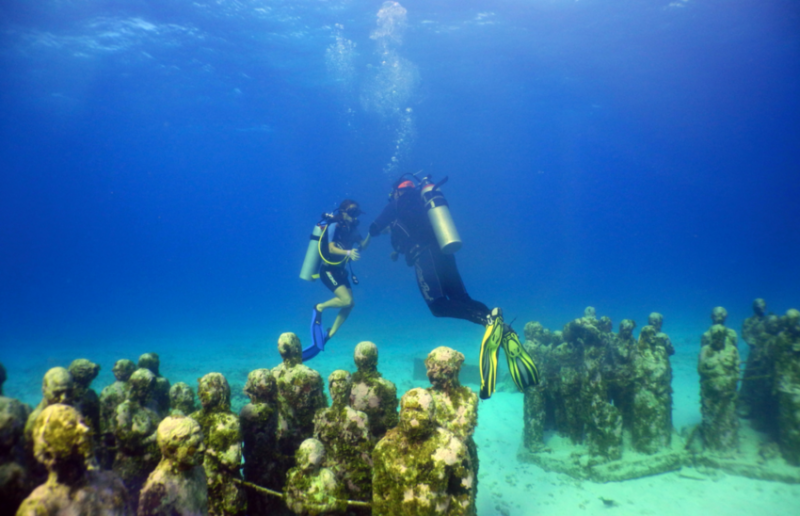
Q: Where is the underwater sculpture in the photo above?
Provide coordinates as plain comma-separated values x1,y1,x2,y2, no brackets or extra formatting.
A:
424,346,479,513
520,307,676,461
774,308,800,465
565,308,623,459
114,368,162,510
630,324,673,454
190,372,246,516
138,353,171,417
68,358,101,442
372,388,474,516
0,387,33,516
739,299,774,420
100,359,137,468
521,323,553,451
23,367,75,481
313,370,373,507
284,438,346,516
271,332,327,492
698,324,741,453
742,298,768,346
701,307,737,348
24,368,74,445
239,369,280,516
169,382,197,417
17,404,132,516
348,341,398,440
605,319,637,429
138,416,208,516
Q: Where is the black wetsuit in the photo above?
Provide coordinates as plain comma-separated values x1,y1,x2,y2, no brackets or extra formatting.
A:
369,191,490,326
319,221,361,292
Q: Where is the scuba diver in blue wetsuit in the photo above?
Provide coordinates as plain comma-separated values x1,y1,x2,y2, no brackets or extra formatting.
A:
300,200,371,361
368,173,539,400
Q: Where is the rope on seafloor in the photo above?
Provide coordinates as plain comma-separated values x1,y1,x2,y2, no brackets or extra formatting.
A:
232,478,371,508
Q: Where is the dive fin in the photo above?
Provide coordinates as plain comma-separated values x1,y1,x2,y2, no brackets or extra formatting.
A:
304,306,326,361
479,309,505,400
500,325,540,391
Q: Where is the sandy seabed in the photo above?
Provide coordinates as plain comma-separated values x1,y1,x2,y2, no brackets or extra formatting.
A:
3,325,800,516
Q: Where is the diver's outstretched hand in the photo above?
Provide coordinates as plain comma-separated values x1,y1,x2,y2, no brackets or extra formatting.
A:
349,249,361,261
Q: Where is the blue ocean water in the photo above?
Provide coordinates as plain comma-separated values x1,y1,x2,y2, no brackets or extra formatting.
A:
1,0,798,382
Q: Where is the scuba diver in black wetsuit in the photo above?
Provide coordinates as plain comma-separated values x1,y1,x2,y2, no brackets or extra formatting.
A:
368,174,540,399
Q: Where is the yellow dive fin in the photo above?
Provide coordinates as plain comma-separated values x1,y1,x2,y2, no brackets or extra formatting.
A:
479,310,505,400
500,328,540,391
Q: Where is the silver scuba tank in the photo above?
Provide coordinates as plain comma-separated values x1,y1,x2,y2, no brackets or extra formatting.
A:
299,223,324,281
420,181,462,254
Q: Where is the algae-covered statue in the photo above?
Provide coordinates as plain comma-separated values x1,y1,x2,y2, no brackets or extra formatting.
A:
284,438,346,516
742,298,767,346
372,388,474,516
773,308,800,465
701,307,737,349
0,386,33,516
739,299,773,419
114,368,162,510
23,367,75,484
271,332,327,492
698,324,740,453
239,369,279,515
630,325,673,454
313,370,373,507
348,341,398,440
169,382,197,417
138,353,171,417
424,347,478,514
190,373,246,516
24,367,75,454
17,404,132,516
138,416,208,516
606,319,637,428
68,359,101,441
100,359,137,468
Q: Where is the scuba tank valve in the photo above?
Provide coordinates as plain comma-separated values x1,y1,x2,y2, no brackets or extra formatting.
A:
419,175,462,254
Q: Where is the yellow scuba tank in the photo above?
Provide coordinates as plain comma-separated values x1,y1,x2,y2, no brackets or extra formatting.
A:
299,223,324,281
419,176,462,254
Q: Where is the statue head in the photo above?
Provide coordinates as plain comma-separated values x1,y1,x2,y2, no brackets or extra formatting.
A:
583,306,596,320
424,346,464,390
399,388,436,441
169,382,197,416
648,313,664,332
33,404,94,476
138,353,161,376
128,368,156,403
243,369,276,404
295,438,325,474
618,319,636,340
354,341,379,372
753,298,767,317
68,359,100,389
112,359,136,382
277,333,302,363
327,370,352,406
197,373,231,412
156,416,205,469
524,322,544,343
42,367,74,406
711,307,728,325
785,308,800,337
